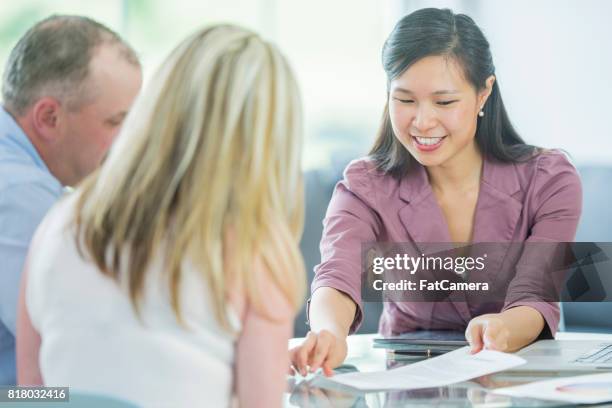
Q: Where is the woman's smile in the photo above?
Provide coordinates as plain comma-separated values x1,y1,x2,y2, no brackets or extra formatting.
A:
411,134,447,152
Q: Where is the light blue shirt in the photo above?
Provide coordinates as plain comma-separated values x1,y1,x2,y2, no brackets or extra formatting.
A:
0,107,63,385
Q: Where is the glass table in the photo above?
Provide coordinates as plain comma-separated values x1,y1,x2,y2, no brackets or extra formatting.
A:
285,332,612,407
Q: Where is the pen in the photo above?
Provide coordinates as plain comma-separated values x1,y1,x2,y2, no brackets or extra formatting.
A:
388,349,446,357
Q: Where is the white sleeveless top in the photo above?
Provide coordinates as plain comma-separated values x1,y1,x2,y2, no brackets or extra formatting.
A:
26,194,240,408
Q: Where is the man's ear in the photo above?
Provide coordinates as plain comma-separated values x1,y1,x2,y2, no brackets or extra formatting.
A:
31,97,63,142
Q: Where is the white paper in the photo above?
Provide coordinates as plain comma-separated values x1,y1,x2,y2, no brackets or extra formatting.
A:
328,346,526,391
494,372,612,404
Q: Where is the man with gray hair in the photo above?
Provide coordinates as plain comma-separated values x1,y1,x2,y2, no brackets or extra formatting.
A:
0,15,142,385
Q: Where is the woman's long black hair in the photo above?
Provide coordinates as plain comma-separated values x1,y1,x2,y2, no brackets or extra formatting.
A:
370,8,540,178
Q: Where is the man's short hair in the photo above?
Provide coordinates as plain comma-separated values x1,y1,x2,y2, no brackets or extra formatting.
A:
2,15,140,115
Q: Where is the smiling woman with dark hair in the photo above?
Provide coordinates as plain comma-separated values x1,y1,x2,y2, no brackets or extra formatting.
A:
290,8,582,376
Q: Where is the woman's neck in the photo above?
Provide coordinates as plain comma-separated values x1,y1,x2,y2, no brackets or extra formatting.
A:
426,140,483,194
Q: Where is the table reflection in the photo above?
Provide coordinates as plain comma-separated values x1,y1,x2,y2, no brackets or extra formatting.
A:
286,354,568,407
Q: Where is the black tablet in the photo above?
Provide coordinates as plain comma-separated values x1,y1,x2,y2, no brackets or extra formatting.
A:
373,330,468,350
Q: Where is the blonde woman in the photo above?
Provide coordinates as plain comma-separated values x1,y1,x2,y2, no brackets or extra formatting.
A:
15,25,304,408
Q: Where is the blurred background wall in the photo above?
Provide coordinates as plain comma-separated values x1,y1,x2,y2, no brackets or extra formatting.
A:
0,0,387,170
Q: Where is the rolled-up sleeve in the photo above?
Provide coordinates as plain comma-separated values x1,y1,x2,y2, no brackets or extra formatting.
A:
503,152,583,338
309,165,381,334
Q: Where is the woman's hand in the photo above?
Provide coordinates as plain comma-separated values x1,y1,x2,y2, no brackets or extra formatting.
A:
289,330,348,377
465,306,546,353
465,313,510,353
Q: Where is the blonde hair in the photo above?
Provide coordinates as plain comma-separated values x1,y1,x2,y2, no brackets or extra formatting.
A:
74,25,305,329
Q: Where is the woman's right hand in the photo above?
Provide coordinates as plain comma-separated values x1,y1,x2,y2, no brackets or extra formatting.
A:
289,329,348,377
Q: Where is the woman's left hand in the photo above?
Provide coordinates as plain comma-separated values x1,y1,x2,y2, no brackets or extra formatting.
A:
465,313,510,354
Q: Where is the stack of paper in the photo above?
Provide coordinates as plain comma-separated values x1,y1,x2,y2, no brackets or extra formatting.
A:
494,373,612,404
